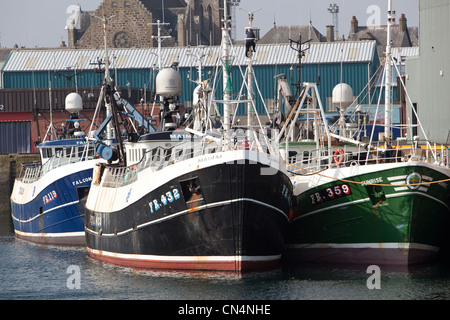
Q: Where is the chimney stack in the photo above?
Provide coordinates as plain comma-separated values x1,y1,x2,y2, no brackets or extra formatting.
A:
399,14,407,32
326,25,335,42
350,16,358,35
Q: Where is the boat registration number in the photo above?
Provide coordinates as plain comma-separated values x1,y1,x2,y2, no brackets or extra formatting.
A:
148,188,181,213
43,190,58,205
309,183,351,206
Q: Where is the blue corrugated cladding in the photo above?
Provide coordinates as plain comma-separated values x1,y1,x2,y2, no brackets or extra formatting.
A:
302,62,376,105
2,69,155,90
3,62,383,114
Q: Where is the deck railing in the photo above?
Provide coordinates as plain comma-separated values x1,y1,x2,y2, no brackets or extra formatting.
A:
98,130,275,188
100,140,217,188
287,140,450,175
17,144,96,184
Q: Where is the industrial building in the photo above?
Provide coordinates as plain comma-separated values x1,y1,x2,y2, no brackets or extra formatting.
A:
406,0,450,144
0,39,421,153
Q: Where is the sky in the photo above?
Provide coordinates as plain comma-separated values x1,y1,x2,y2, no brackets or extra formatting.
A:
0,0,419,48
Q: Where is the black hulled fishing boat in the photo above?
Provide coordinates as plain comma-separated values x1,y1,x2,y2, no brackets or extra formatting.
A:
84,6,292,273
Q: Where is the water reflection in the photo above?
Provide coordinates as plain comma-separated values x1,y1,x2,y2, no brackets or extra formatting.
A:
2,210,450,300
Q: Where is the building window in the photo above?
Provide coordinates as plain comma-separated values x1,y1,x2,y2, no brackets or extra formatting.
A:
124,1,130,6
111,1,118,8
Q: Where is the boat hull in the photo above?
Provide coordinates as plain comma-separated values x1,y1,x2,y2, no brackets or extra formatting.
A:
10,166,93,245
85,153,292,272
285,162,450,265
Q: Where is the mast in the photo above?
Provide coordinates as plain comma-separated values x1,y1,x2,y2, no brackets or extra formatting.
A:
149,20,171,72
384,0,395,143
246,12,255,137
91,13,115,143
149,19,172,113
90,13,127,165
244,8,261,140
101,15,114,144
94,15,112,85
221,0,232,144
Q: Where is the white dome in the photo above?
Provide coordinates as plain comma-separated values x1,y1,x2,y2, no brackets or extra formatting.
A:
65,93,83,113
156,68,182,98
332,83,353,108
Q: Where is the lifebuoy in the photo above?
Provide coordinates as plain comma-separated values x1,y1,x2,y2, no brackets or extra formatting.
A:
333,148,345,164
236,141,251,150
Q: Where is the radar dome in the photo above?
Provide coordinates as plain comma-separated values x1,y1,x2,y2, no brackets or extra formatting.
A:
156,68,182,98
332,83,353,109
65,93,83,113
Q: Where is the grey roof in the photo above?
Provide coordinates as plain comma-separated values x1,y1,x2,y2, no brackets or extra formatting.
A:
1,41,377,72
348,25,418,60
258,25,326,44
391,46,419,62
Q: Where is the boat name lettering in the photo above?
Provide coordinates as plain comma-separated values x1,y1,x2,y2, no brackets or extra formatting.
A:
148,188,181,213
90,214,102,227
170,134,192,140
197,154,223,163
72,176,93,186
43,190,58,205
360,177,383,185
310,183,351,206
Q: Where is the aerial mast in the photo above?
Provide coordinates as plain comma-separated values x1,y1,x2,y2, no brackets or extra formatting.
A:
384,0,395,143
244,8,260,134
221,0,232,144
328,3,339,41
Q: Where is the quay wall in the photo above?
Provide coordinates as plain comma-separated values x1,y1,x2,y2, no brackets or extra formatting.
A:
0,153,39,214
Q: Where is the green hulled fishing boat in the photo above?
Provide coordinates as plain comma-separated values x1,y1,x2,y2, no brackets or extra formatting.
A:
286,154,450,265
277,0,450,265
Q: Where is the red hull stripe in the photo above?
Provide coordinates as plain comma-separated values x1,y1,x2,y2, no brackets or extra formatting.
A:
87,247,281,272
15,230,85,246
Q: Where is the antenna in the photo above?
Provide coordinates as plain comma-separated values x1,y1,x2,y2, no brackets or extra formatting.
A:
91,13,116,84
309,12,312,40
148,20,171,71
55,66,83,93
289,35,312,97
328,3,339,40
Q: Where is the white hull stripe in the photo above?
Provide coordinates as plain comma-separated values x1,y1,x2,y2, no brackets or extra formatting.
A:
87,247,281,262
11,200,80,223
389,191,449,210
285,242,439,252
294,191,449,221
387,175,407,181
15,230,85,238
86,197,289,237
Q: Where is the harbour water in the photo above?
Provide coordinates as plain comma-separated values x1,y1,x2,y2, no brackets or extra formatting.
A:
2,210,450,304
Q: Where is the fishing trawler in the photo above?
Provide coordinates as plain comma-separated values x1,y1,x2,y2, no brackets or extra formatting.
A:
84,5,292,273
281,1,450,265
9,19,155,246
10,94,97,245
